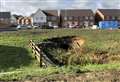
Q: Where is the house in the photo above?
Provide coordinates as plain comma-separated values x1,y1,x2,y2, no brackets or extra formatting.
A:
31,9,47,27
95,9,120,26
0,12,11,27
43,10,60,28
60,9,94,28
17,17,32,26
11,15,17,26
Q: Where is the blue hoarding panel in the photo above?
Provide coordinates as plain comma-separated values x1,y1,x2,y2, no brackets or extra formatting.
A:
99,21,118,29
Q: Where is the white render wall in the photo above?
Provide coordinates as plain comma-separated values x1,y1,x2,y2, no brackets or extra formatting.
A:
32,10,47,23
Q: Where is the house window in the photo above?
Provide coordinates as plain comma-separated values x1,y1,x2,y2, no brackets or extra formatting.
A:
118,16,120,20
90,22,94,25
36,17,38,20
69,16,73,20
74,17,78,20
64,17,67,20
106,16,110,20
112,16,115,20
90,16,93,20
40,17,43,20
85,16,89,20
0,18,4,21
47,17,51,20
80,22,83,26
52,17,57,20
84,21,89,27
79,17,82,21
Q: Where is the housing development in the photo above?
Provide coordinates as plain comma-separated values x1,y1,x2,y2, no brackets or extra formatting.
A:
0,9,120,30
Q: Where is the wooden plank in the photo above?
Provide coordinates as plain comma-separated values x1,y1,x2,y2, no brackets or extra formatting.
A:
29,40,43,67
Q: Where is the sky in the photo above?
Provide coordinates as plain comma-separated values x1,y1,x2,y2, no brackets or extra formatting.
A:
0,0,120,16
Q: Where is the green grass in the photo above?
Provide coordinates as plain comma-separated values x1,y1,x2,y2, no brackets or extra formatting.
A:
0,29,120,80
0,63,120,80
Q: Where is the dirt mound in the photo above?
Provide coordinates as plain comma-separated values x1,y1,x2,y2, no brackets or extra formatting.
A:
39,36,86,65
38,36,120,66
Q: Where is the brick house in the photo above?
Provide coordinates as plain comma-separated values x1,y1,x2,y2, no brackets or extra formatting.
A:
17,17,32,26
60,9,94,28
95,9,120,26
0,12,11,27
43,10,60,28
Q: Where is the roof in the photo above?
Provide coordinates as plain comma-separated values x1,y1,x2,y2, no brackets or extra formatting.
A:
0,12,11,18
12,15,23,20
43,10,58,16
60,9,94,17
31,9,46,17
30,13,35,17
98,9,120,16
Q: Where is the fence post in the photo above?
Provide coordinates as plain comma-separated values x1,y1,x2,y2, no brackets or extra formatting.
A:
39,53,42,67
38,47,42,67
30,40,43,67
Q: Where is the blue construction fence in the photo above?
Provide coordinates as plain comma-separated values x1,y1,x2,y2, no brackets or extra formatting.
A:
99,21,119,29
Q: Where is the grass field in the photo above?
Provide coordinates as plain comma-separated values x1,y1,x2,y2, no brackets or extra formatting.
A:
0,29,120,80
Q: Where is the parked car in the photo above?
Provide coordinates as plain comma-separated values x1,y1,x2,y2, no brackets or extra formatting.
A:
118,26,120,29
16,25,21,29
33,25,39,29
16,25,33,30
53,25,58,28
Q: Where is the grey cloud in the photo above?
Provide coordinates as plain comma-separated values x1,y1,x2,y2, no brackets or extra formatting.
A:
102,0,120,9
0,0,120,16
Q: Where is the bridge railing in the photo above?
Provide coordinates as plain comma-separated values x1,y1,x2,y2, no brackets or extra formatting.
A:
29,40,55,67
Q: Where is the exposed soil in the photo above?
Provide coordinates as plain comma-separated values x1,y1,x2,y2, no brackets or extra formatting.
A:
38,36,87,65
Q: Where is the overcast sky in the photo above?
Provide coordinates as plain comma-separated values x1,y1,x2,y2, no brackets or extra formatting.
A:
0,0,120,16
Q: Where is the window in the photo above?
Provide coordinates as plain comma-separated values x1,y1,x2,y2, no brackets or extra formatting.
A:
74,17,78,20
90,16,93,20
52,17,57,20
47,17,51,20
0,18,4,21
84,21,89,27
79,17,82,21
85,16,89,20
69,16,73,20
106,16,109,20
36,17,38,20
118,16,120,20
90,22,94,25
112,16,115,20
40,17,43,20
80,22,83,25
64,17,67,20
